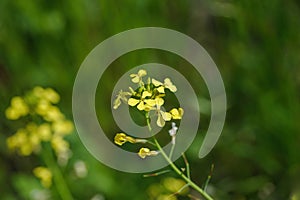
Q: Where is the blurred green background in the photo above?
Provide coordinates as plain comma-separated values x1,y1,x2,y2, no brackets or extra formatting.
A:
1,0,300,199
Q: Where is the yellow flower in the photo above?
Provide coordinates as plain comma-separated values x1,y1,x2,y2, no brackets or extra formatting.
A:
51,135,69,155
130,69,147,83
113,90,132,109
6,129,34,156
37,123,52,141
5,96,29,120
5,107,20,120
152,97,171,127
52,120,74,135
33,167,52,188
43,88,60,104
169,108,184,119
35,99,51,116
128,91,156,111
44,106,64,122
138,147,159,159
33,86,45,97
152,78,177,93
114,133,147,146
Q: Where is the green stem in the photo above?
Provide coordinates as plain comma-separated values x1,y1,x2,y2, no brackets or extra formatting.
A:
169,142,175,159
153,138,213,200
42,146,73,200
182,153,191,180
145,112,152,132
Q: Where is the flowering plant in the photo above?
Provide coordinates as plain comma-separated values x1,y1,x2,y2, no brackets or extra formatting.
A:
113,69,214,200
5,87,74,200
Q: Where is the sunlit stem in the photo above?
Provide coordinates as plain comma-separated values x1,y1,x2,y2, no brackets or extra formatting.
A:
145,116,213,200
143,169,170,177
153,138,213,200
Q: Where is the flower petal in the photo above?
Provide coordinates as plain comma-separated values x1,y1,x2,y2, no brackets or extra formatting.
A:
131,76,140,83
128,98,140,106
164,78,177,92
142,91,152,98
157,86,165,93
113,97,121,109
138,69,147,77
157,113,166,127
161,111,172,121
152,78,163,86
155,97,164,106
144,99,156,107
170,108,183,119
137,101,145,110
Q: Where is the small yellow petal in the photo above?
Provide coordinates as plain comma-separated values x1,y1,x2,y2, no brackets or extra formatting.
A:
152,78,162,86
113,97,121,109
128,98,140,106
137,101,145,110
142,91,152,98
155,97,164,106
164,78,177,92
144,99,156,107
161,111,172,121
157,86,165,93
131,76,140,83
156,113,165,127
138,69,147,77
170,108,184,119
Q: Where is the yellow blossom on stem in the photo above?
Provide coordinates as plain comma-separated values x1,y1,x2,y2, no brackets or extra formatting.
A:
33,166,52,188
114,133,147,146
138,147,159,159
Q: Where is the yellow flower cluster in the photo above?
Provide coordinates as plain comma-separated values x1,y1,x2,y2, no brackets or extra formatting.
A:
113,69,185,159
33,166,52,188
113,69,184,127
5,87,73,159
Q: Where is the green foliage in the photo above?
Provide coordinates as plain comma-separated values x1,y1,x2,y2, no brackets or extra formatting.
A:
1,0,300,199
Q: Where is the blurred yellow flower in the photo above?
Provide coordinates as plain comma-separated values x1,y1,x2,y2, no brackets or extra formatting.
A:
5,96,29,120
37,123,52,141
51,135,69,155
43,88,60,104
33,167,52,188
52,120,73,135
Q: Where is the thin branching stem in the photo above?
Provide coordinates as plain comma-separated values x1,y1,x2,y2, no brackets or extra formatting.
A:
182,153,191,180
